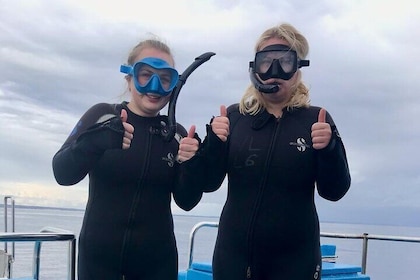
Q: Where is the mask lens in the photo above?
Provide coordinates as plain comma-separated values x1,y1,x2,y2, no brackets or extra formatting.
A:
135,64,175,91
255,50,297,75
128,58,179,95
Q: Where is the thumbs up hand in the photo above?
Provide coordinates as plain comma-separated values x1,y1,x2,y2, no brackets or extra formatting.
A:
211,105,230,142
121,109,134,149
311,108,332,150
177,125,199,162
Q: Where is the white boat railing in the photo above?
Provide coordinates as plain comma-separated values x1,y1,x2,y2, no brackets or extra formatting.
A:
320,231,420,274
0,229,76,280
187,221,420,275
187,221,218,268
1,196,76,280
2,196,15,277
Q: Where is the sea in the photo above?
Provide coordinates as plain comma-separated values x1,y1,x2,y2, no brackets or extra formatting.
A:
1,206,420,280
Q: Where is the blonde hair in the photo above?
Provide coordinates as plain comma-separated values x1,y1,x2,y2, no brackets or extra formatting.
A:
240,23,310,115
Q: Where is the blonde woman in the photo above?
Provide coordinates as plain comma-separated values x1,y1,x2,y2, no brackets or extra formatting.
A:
197,23,351,279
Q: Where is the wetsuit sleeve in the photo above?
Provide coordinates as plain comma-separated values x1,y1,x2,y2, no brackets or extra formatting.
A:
52,103,125,186
185,117,228,193
172,155,204,211
173,104,235,200
170,126,204,211
315,111,351,201
202,123,228,192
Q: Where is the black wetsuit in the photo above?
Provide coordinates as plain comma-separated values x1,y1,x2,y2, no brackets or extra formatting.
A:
52,102,202,280
195,104,350,280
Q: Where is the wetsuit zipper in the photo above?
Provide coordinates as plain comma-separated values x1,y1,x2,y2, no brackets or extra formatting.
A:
245,118,282,279
119,131,152,273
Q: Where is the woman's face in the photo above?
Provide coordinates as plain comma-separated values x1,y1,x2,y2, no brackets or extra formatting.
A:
258,37,299,107
127,48,174,117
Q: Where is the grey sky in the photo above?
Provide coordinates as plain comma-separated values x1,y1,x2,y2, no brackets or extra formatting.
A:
1,0,419,226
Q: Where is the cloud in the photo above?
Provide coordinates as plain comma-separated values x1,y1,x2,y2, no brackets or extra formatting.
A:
1,0,419,226
1,181,88,209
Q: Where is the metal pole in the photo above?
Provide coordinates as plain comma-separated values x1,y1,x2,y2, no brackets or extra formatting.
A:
3,195,15,278
361,233,369,274
69,238,76,280
187,222,218,269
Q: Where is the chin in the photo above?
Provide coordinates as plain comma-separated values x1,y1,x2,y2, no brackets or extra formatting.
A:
266,91,290,102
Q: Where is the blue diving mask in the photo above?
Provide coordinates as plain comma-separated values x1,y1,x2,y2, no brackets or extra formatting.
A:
120,57,179,96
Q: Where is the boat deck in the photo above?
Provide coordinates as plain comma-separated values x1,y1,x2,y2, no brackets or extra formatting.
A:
177,222,371,280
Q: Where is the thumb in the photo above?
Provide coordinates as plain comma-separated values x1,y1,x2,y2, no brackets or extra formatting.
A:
187,125,196,138
318,108,326,123
120,109,128,122
220,105,227,117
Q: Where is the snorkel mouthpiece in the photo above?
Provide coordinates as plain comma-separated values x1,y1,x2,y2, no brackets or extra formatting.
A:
249,66,280,94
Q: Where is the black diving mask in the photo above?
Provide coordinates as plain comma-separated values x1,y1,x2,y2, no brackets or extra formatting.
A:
249,44,310,93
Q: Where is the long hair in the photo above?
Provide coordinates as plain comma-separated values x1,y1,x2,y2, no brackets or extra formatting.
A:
240,23,311,115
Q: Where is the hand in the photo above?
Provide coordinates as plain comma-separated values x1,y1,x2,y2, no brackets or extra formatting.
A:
311,108,332,150
177,125,199,162
211,105,229,142
120,109,134,149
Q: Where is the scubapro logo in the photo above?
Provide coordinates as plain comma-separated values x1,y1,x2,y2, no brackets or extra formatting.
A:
162,153,176,167
289,138,310,152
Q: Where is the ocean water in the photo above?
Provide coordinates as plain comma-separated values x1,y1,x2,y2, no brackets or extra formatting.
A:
1,206,420,280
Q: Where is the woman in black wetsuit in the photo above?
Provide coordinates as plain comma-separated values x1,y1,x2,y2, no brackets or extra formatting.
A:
195,23,351,280
52,38,202,280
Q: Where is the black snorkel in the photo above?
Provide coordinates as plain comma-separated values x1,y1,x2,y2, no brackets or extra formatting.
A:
249,63,279,94
162,52,216,142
